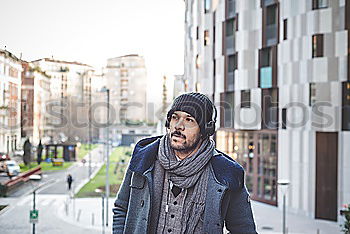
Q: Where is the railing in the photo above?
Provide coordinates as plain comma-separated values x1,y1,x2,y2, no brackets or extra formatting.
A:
0,166,42,197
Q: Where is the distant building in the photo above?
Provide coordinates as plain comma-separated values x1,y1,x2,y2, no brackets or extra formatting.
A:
173,74,188,97
106,54,147,124
185,0,350,224
31,58,94,142
21,62,51,145
0,49,22,154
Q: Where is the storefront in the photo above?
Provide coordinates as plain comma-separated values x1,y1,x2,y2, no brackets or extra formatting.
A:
216,129,278,205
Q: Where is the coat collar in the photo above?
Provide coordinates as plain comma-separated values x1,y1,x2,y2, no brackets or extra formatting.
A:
129,136,244,191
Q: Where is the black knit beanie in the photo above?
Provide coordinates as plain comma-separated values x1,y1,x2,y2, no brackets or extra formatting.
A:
166,92,214,135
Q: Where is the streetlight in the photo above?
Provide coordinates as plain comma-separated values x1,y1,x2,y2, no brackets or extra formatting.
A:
278,179,290,234
100,86,110,227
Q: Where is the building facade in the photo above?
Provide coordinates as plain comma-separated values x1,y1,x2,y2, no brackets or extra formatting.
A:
184,0,350,223
0,49,22,154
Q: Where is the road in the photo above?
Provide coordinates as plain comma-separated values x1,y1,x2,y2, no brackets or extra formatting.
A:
0,145,112,234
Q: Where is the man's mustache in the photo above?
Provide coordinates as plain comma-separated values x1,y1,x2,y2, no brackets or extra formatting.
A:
171,131,186,139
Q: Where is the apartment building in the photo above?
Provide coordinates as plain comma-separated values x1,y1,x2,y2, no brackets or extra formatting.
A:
184,0,350,223
0,49,22,154
21,62,51,145
105,54,148,124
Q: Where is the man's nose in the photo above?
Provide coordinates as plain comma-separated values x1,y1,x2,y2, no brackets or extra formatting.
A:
174,118,185,130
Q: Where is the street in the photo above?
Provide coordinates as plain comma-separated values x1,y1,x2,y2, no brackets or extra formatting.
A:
0,145,111,234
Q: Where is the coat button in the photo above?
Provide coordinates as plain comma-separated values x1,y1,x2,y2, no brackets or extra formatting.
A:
141,200,144,207
218,189,222,192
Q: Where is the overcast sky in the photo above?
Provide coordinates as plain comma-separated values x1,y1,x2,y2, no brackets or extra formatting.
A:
0,0,185,103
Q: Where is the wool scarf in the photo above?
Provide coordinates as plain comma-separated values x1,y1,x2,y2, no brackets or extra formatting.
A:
157,134,215,233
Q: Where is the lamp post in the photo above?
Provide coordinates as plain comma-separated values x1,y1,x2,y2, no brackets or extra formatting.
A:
100,86,110,227
278,179,290,234
88,74,92,178
95,188,105,234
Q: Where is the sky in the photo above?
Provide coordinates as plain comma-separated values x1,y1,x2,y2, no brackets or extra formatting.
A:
0,0,185,104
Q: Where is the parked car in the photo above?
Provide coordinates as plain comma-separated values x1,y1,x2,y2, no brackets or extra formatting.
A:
0,152,10,161
5,160,20,176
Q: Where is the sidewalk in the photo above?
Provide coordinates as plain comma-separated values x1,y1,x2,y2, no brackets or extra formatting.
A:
55,197,342,234
58,196,113,233
251,201,341,234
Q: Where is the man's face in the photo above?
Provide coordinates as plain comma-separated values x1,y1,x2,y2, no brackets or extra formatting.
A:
168,111,202,153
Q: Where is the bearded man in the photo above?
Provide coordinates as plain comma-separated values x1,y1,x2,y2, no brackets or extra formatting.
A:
113,92,257,234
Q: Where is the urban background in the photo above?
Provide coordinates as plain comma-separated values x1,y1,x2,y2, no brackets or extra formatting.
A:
0,0,349,233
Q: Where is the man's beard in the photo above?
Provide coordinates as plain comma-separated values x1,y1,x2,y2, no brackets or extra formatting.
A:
169,131,202,154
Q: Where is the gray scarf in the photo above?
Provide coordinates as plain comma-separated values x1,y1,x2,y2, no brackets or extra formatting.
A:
157,134,215,234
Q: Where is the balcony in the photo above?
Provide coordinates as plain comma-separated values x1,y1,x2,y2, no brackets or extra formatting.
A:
226,35,235,55
266,24,278,46
260,66,272,88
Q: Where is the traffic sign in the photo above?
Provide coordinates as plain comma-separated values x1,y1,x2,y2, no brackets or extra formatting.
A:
30,210,39,223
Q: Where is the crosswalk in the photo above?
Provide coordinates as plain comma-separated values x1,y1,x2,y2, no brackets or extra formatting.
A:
15,194,66,208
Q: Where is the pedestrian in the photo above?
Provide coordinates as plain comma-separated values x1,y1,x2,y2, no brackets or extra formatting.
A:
113,92,257,233
37,140,43,165
67,174,73,190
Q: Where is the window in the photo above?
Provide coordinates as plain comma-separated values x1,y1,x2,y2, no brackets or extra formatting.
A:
282,108,287,129
205,0,211,13
312,34,324,58
342,82,350,130
312,0,328,10
265,4,278,46
220,92,234,128
309,83,317,106
261,88,278,129
227,0,236,17
226,53,237,91
204,30,210,46
196,55,201,69
228,54,237,72
213,59,216,77
196,26,199,40
226,18,237,37
283,19,287,40
241,90,251,108
226,19,234,36
266,5,277,25
259,47,273,88
260,48,271,67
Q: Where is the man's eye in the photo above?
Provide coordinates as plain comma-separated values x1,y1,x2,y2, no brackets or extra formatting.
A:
186,118,194,122
171,115,177,119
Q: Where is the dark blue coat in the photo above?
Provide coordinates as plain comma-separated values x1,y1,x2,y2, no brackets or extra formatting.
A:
113,136,257,234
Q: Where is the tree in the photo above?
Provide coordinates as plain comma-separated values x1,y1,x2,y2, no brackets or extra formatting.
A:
23,139,32,166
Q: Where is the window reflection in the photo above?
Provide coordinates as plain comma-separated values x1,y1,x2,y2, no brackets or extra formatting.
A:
216,130,278,205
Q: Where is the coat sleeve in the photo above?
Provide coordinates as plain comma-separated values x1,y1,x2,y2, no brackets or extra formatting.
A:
113,168,132,234
225,171,257,234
